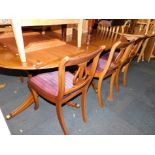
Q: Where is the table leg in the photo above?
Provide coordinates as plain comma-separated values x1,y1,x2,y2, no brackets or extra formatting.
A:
86,19,95,45
61,24,67,41
6,93,34,120
77,20,83,47
11,20,26,63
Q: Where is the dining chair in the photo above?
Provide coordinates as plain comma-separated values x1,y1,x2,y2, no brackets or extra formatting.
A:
28,46,105,134
115,36,148,92
136,21,155,62
86,40,133,108
139,34,155,63
137,35,150,63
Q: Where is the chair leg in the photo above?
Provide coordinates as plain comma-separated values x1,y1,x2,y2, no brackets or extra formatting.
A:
29,87,39,110
19,76,24,83
137,52,143,63
81,88,88,123
107,72,116,101
97,78,104,108
56,103,68,135
115,68,121,92
91,79,98,93
28,74,32,79
123,64,129,87
142,53,144,61
19,73,32,84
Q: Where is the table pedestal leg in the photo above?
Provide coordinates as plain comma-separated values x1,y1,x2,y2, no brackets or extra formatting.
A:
6,93,34,120
66,101,80,108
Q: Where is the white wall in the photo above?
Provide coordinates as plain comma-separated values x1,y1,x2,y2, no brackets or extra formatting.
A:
0,109,10,135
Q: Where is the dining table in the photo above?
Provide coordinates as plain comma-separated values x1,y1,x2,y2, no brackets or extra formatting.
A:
11,19,84,63
0,28,125,120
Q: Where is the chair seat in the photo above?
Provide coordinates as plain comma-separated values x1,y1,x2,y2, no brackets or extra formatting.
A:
29,71,74,96
101,51,119,60
87,52,119,73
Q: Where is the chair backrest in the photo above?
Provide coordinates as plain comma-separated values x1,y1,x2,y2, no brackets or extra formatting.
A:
95,41,133,79
133,35,149,54
143,33,155,62
100,41,123,77
57,45,105,97
147,21,155,35
119,35,148,66
122,20,131,33
111,41,134,70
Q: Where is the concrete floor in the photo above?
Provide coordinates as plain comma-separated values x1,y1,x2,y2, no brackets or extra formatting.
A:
0,59,155,135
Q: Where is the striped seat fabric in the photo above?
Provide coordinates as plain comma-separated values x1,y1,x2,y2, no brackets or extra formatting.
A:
101,51,119,60
29,71,74,96
87,52,119,73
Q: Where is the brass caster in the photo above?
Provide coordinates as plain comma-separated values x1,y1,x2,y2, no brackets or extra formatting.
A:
6,114,12,120
75,104,80,108
34,108,39,111
34,106,39,111
0,83,6,89
107,96,113,102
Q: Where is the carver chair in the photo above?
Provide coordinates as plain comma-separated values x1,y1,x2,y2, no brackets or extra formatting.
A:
28,46,105,135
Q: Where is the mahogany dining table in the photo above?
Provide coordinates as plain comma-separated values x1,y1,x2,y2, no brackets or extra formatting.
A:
0,29,125,120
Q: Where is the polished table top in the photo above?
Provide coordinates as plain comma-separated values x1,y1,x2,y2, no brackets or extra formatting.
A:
0,32,84,70
0,31,124,70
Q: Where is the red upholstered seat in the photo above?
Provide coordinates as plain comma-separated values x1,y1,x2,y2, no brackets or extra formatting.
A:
87,52,119,73
101,51,119,60
29,71,74,97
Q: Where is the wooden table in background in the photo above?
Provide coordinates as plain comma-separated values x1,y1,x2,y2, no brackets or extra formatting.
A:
11,19,83,64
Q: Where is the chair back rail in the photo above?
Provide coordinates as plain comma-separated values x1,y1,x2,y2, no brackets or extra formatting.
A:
58,46,105,97
120,36,147,66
